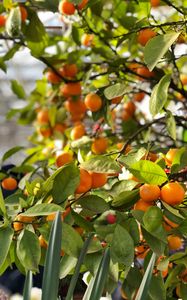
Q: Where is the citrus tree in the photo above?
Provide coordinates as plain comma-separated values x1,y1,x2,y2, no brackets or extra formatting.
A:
0,0,187,299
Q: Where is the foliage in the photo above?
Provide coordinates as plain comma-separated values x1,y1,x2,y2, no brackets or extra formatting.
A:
0,0,187,299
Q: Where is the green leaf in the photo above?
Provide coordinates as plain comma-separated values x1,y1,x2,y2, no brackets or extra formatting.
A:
23,271,33,300
42,211,62,300
0,187,6,216
0,226,14,268
60,255,77,279
141,228,166,256
21,203,64,217
104,83,128,100
89,248,111,300
144,32,180,71
25,10,46,42
65,234,94,300
110,180,138,195
81,156,121,174
149,74,171,116
112,189,140,208
78,195,110,213
52,164,80,204
171,147,187,173
130,160,168,185
111,225,134,266
17,229,41,272
61,222,83,257
0,58,7,72
166,111,176,140
71,209,94,232
2,146,24,162
11,80,26,99
118,148,147,167
6,7,21,37
135,253,157,300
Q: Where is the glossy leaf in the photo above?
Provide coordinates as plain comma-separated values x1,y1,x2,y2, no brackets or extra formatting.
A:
112,189,140,208
21,203,64,217
166,110,176,140
17,229,41,272
2,146,24,162
104,83,127,99
111,225,134,266
130,160,168,185
60,255,77,279
81,156,121,174
0,226,14,268
61,222,83,257
78,195,110,213
149,74,171,116
144,32,180,71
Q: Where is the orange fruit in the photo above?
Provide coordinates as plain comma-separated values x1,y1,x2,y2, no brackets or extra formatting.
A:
13,215,35,231
140,184,160,202
60,82,81,97
65,99,87,115
55,152,73,167
1,177,17,190
137,28,157,46
46,70,61,84
78,0,88,10
53,123,67,134
81,34,94,47
71,123,86,140
84,93,102,112
160,182,185,206
46,212,64,222
91,137,108,154
165,148,178,166
136,66,155,79
167,235,182,250
90,172,107,189
19,6,28,22
151,0,160,7
39,126,52,138
121,110,132,121
39,235,48,248
124,101,136,116
75,169,92,194
133,199,154,211
163,215,179,229
111,95,123,104
133,92,145,102
37,109,49,124
0,15,6,27
58,0,76,15
60,64,78,78
117,143,131,154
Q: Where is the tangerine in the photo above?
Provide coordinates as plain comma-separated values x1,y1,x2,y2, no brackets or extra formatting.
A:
60,64,78,78
75,169,92,194
60,82,81,97
137,28,157,46
91,137,108,154
84,93,102,112
1,177,17,191
167,235,182,250
71,123,86,140
90,172,107,189
161,182,185,205
133,199,154,212
58,0,76,15
56,152,73,167
140,184,160,202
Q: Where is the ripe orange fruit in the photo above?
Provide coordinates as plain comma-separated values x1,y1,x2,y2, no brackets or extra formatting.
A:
58,0,76,15
53,123,67,134
133,199,154,211
136,66,155,79
46,70,61,84
37,109,49,124
117,143,131,154
137,28,157,46
121,110,131,121
124,101,136,116
81,34,94,47
161,182,185,205
167,235,182,250
65,99,87,115
39,126,52,138
90,172,107,189
60,64,78,78
163,215,179,232
111,95,123,104
78,0,88,10
1,177,17,190
91,137,108,154
165,148,178,166
39,235,48,248
140,184,160,202
60,82,81,97
71,123,86,140
133,92,145,102
84,93,102,112
46,212,64,222
19,6,28,22
13,215,35,231
75,169,92,194
151,0,160,7
0,15,6,27
55,152,73,167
